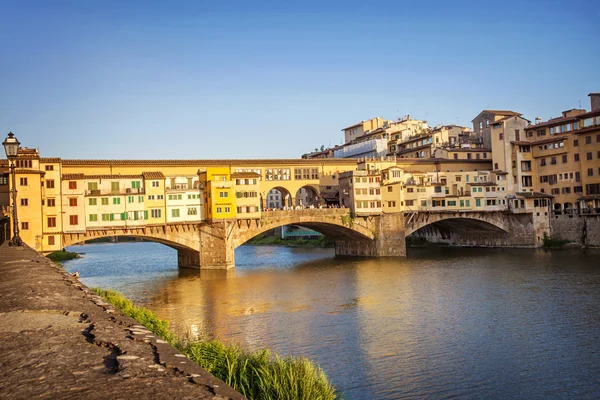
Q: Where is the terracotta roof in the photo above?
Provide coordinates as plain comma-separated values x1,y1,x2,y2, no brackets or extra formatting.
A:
61,158,358,166
15,169,45,175
231,172,261,179
471,110,522,122
39,157,61,163
578,195,600,201
17,148,38,155
62,173,143,180
341,121,365,131
141,171,165,179
517,191,554,199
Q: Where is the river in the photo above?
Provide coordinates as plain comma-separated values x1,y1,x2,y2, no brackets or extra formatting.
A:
64,242,600,399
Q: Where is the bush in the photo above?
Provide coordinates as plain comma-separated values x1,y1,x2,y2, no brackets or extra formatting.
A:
47,250,80,263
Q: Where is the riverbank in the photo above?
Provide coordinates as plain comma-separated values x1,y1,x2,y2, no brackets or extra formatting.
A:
46,249,80,263
0,243,244,400
95,288,338,400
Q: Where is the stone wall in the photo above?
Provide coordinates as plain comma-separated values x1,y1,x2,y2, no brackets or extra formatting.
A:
551,214,600,247
335,213,406,257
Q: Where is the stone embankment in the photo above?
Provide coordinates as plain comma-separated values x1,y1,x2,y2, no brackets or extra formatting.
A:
0,243,245,400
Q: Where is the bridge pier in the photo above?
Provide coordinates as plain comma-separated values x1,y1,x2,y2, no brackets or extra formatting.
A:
198,221,235,269
335,213,406,258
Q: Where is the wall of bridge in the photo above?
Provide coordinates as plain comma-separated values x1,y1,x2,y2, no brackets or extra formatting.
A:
551,214,600,247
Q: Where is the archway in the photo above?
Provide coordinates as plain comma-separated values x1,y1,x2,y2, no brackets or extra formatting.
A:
406,216,509,247
294,185,322,208
264,186,293,209
554,203,562,215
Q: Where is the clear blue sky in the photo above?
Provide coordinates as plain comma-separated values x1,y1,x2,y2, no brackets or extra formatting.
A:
1,0,598,159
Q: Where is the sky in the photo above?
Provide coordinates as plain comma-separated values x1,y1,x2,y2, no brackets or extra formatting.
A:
1,0,599,160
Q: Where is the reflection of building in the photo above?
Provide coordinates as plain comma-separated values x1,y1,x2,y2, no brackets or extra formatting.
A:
281,225,322,239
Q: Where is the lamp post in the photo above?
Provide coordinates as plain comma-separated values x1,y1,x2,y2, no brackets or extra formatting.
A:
3,132,23,246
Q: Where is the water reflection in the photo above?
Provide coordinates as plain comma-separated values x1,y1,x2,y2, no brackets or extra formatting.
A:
65,243,600,400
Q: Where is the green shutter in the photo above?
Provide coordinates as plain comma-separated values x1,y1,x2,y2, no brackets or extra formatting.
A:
144,210,149,220
110,213,114,221
121,213,126,220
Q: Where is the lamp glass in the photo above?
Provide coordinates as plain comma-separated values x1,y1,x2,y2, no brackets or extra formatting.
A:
3,133,20,160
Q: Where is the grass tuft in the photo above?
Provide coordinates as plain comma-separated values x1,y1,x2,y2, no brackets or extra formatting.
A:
93,288,337,400
47,250,80,263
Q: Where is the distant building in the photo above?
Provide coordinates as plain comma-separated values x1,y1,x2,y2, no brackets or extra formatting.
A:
472,110,523,149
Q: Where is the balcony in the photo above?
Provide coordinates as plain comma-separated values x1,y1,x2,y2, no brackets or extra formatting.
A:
85,188,145,196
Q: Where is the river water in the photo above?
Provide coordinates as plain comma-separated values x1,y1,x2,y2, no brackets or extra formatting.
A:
64,242,600,399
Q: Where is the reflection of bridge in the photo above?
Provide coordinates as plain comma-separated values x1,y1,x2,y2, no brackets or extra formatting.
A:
63,208,536,269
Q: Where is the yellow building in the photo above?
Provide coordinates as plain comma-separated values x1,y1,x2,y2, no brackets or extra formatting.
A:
199,167,236,220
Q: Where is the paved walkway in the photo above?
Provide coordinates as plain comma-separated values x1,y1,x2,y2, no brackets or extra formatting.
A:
0,243,245,400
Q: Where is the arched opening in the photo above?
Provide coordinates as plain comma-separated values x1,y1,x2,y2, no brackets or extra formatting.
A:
294,185,322,208
563,202,573,214
407,217,508,247
554,203,562,215
264,187,293,209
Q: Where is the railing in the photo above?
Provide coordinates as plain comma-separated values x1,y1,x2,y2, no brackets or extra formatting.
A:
553,208,600,215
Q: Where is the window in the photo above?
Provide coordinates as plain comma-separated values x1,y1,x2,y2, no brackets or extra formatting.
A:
151,209,161,218
46,198,55,207
448,200,457,206
102,214,110,221
46,179,55,189
88,198,97,206
587,152,593,160
138,196,144,202
387,186,393,192
540,158,546,166
19,177,28,186
172,209,180,218
562,155,568,163
550,157,556,165
574,139,579,146
69,181,77,189
187,207,198,215
152,181,160,187
479,121,483,130
588,168,594,176
45,165,54,171
17,160,32,168
89,214,98,222
88,182,98,191
586,136,592,144
131,181,141,189
69,215,78,225
454,153,458,160
216,207,222,214
128,196,134,203
486,119,489,128
20,198,28,206
219,191,229,198
113,198,121,205
101,197,109,205
69,198,77,207
111,182,120,193
225,206,231,213
48,236,55,246
499,133,503,140
21,222,29,230
47,217,56,227
574,154,580,162
597,134,600,143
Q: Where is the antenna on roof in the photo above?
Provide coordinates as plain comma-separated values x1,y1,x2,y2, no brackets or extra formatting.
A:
535,117,542,125
578,100,582,109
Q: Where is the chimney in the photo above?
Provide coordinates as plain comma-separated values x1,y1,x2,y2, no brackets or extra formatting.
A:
589,93,600,112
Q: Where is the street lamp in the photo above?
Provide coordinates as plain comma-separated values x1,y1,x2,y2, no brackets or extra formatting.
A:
3,132,23,246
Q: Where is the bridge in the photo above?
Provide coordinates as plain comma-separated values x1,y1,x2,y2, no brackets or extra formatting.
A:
62,208,536,269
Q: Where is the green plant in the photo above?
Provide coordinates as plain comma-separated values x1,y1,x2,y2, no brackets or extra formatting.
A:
47,250,80,263
340,214,354,228
93,289,338,400
542,233,570,249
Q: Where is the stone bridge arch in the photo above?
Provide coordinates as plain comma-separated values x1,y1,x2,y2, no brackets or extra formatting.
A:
404,212,509,237
232,209,375,248
61,224,202,255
